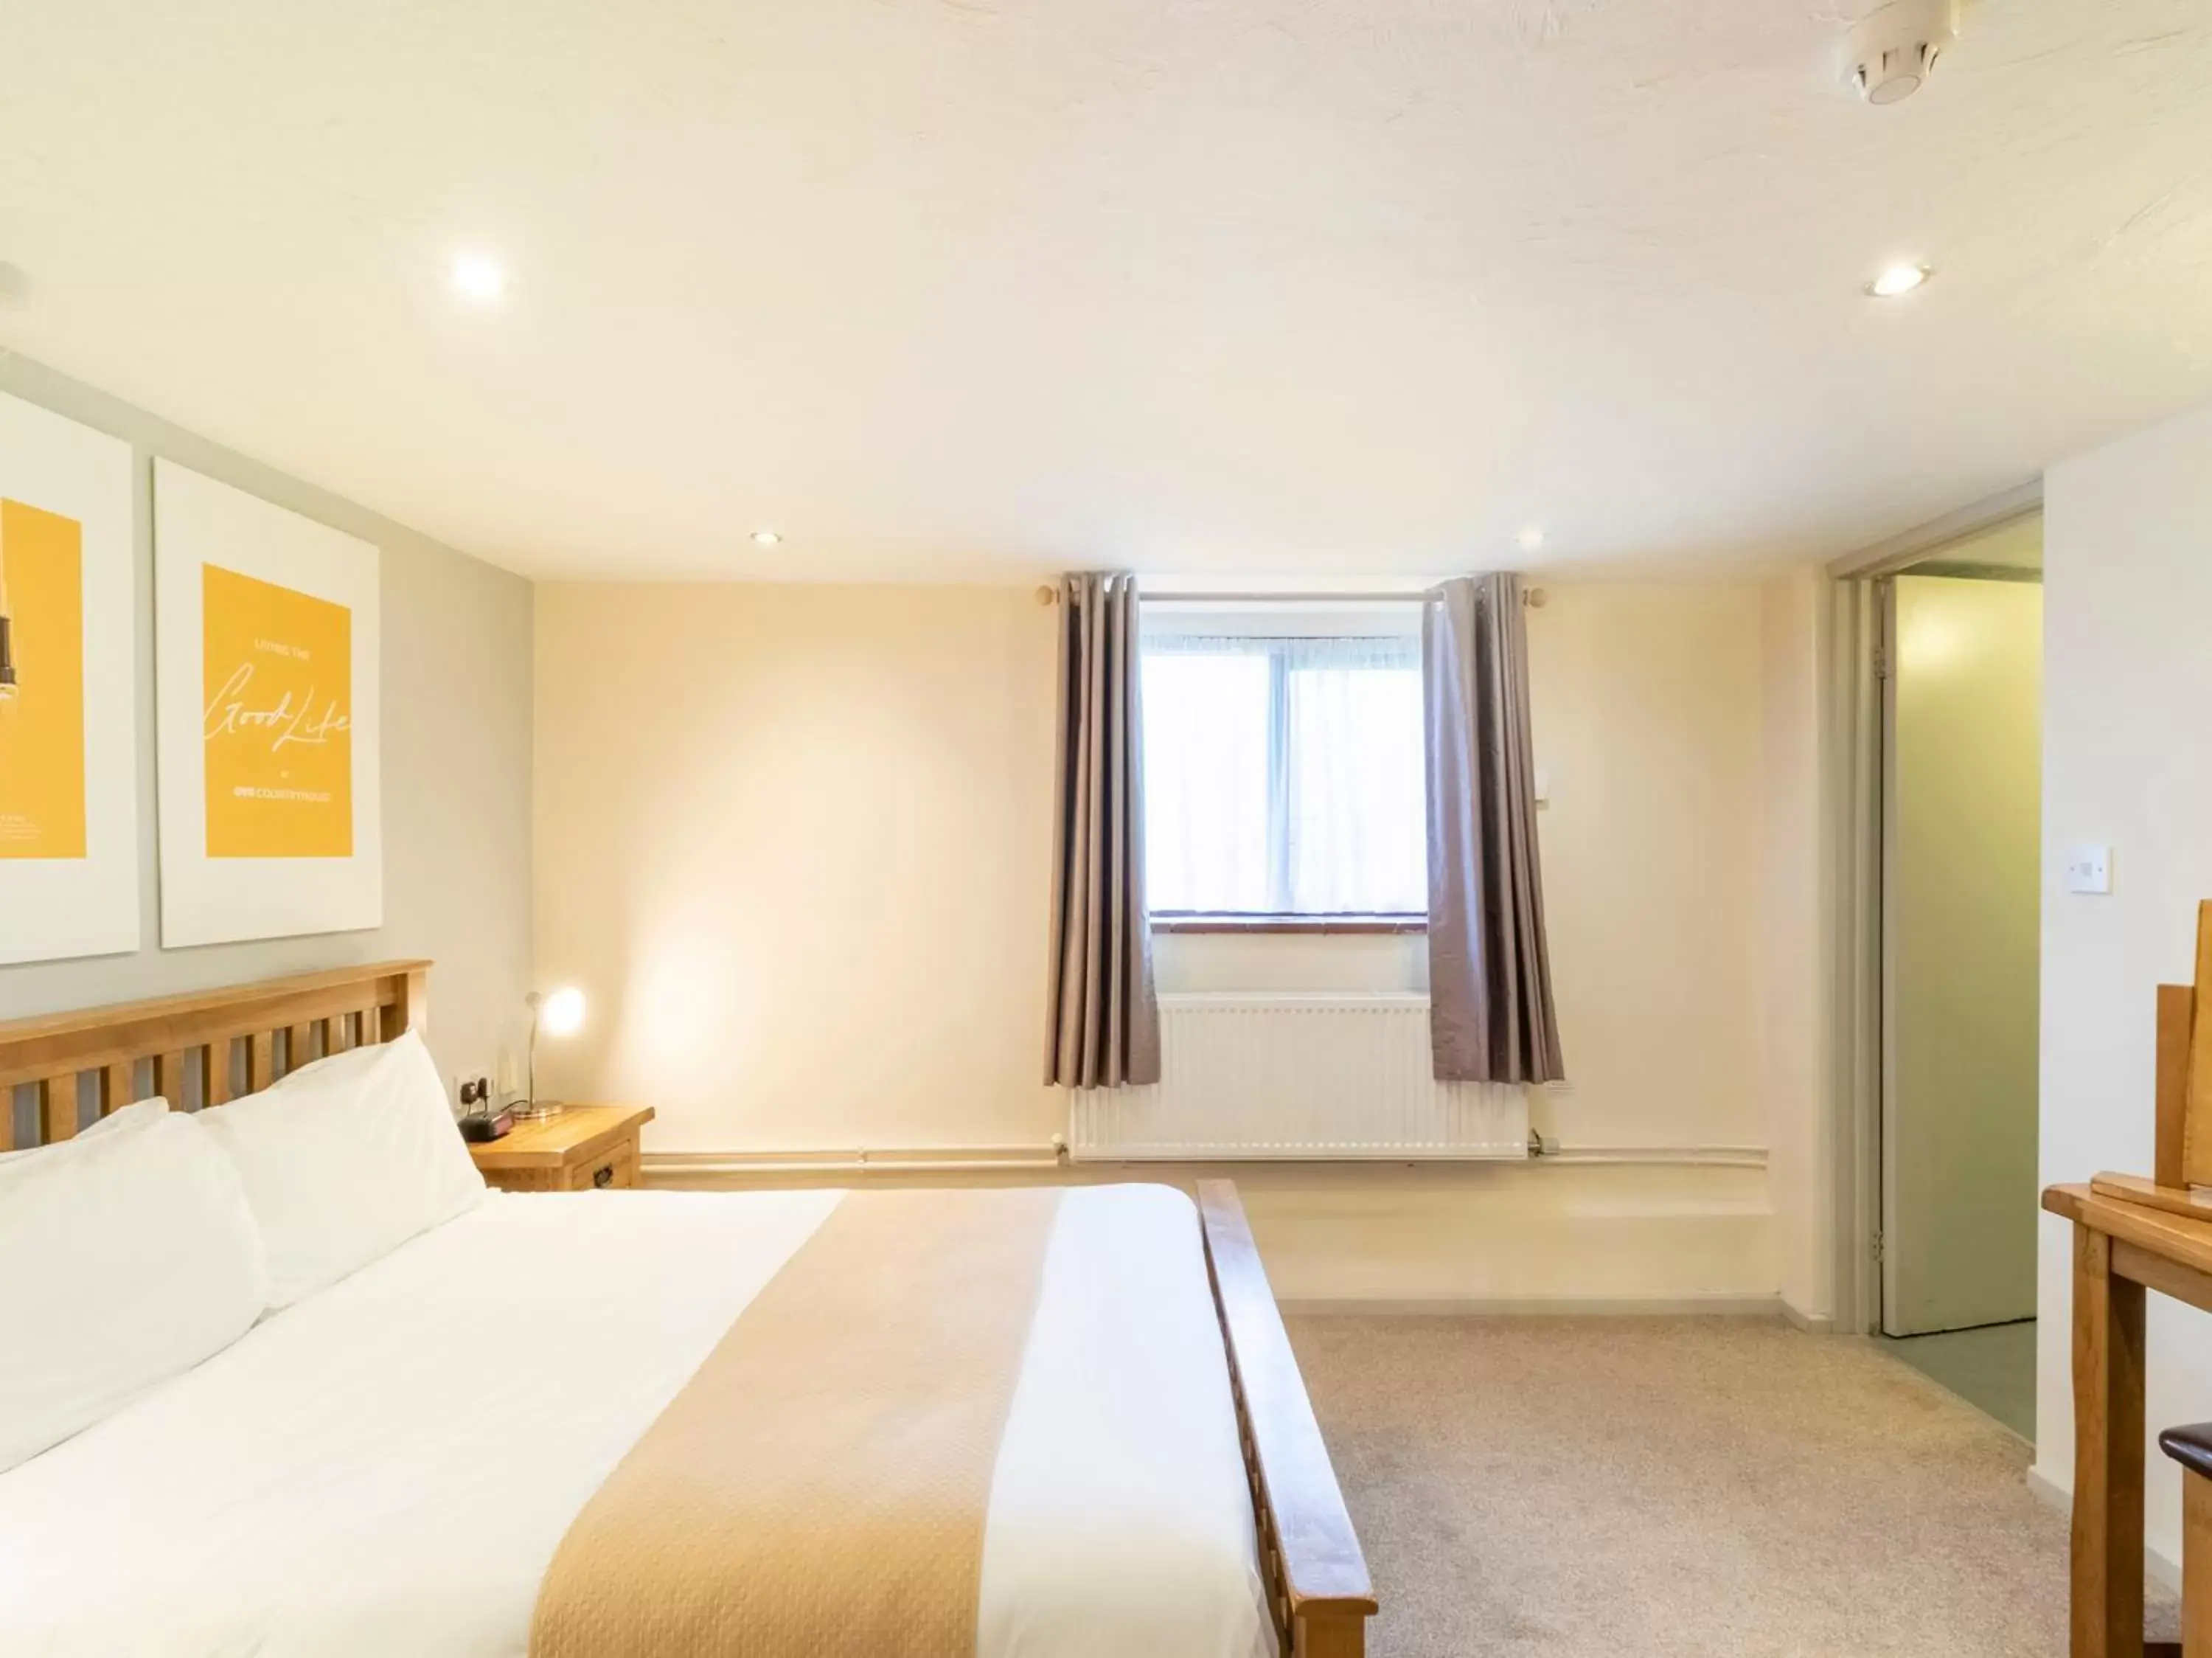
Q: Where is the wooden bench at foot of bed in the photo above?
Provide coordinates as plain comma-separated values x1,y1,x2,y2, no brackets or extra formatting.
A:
1198,1182,1377,1658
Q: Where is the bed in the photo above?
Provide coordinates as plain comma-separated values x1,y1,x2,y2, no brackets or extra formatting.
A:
0,961,1374,1658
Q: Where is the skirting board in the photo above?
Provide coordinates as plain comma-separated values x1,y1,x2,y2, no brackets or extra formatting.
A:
2026,1466,2182,1596
1279,1293,1783,1317
1780,1298,1835,1334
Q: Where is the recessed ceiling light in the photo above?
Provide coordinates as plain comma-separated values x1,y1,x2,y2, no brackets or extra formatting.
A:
449,252,507,304
750,529,782,547
1865,263,1931,299
1517,524,1546,551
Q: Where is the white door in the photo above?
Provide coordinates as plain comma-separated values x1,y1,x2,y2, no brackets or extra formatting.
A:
1881,573,2043,1336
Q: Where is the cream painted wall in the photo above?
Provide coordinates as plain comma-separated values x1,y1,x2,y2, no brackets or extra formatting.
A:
2036,398,2212,1578
0,353,534,1100
533,582,1065,1151
1155,932,1423,995
1529,583,1767,1155
535,577,1778,1305
1760,565,1833,1326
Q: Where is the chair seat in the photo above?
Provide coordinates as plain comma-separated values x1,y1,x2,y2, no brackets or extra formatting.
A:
2159,1422,2212,1482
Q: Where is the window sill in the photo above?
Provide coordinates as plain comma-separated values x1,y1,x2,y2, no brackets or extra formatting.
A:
1150,914,1428,935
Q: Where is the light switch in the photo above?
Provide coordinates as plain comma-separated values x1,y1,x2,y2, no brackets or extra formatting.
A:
2065,844,2112,895
1534,768,1551,808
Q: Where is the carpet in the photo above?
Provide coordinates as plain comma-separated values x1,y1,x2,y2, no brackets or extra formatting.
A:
1286,1316,2174,1657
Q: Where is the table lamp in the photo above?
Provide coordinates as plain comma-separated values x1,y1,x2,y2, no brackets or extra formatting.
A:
0,543,18,703
516,986,585,1120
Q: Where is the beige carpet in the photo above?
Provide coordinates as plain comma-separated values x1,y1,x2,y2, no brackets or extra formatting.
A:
1287,1316,2175,1657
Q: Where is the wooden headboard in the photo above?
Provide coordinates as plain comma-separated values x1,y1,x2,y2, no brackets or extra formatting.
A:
0,961,429,1152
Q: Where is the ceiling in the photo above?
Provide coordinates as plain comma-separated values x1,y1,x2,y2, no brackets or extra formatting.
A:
1,1,2208,583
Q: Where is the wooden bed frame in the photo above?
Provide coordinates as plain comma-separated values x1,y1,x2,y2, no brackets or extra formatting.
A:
1197,1180,1379,1657
0,960,1376,1658
0,960,428,1144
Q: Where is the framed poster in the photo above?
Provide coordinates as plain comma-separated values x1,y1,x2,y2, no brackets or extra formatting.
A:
0,392,138,965
155,460,381,946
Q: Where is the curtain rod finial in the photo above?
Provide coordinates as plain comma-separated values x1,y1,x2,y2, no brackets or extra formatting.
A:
1034,583,1058,607
1523,586,1548,609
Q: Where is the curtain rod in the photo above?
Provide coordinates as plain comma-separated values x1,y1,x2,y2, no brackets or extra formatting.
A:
1143,590,1425,604
1033,586,1548,608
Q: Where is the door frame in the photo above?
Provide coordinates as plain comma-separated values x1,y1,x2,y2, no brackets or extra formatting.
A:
1825,484,2042,1338
1829,573,1885,1338
1876,573,1905,1333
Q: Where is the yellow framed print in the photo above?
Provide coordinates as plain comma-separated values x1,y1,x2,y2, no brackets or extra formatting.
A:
0,392,137,965
155,460,380,946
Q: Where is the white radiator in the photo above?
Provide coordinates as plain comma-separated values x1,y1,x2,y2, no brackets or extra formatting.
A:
1068,993,1530,1161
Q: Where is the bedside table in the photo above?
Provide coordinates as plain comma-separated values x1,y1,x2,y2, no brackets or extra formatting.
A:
467,1104,655,1193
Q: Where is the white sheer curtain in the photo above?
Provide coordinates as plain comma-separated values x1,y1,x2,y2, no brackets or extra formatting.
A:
1143,634,1425,915
1141,643,1272,913
1281,637,1425,912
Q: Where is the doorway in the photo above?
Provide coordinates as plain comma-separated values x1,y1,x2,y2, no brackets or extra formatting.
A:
1874,517,2043,1437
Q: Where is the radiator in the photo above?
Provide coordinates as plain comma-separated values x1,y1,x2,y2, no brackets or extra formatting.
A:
1068,993,1530,1161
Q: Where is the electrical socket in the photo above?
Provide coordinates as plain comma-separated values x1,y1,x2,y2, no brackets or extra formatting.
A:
451,1067,493,1116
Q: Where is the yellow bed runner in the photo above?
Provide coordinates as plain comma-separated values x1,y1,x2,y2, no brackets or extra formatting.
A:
531,1187,1063,1658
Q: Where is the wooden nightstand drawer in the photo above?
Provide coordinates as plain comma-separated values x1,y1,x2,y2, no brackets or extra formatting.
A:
467,1104,653,1194
563,1137,639,1192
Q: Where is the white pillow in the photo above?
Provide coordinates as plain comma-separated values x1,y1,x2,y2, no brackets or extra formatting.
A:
0,1096,169,1166
0,1109,268,1473
196,1028,486,1308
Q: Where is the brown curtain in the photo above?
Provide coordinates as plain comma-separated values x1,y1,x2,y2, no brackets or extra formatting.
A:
1423,573,1565,1083
1044,572,1161,1087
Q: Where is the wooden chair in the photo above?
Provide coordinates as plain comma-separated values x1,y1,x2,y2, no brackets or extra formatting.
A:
2090,901,2212,1221
2160,1424,2212,1656
2033,901,2212,1658
2089,901,2212,1658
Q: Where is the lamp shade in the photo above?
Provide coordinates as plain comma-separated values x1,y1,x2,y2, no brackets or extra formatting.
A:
538,986,586,1038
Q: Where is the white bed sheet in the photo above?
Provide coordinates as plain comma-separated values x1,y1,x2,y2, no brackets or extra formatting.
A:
0,1183,1272,1658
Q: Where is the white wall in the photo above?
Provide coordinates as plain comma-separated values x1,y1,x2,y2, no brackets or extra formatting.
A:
0,353,535,1099
2036,398,2212,1577
536,576,1782,1306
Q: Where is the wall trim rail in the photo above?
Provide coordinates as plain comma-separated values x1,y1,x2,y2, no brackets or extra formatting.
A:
643,1142,1772,1176
1538,1143,1770,1168
645,1144,1070,1178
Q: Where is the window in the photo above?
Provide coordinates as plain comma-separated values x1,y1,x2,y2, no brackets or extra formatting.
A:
1143,631,1427,918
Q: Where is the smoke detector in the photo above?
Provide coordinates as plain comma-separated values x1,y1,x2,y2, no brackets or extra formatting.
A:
1844,0,1955,105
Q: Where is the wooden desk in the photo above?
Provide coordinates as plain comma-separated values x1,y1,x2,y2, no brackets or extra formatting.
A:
2045,1182,2212,1658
